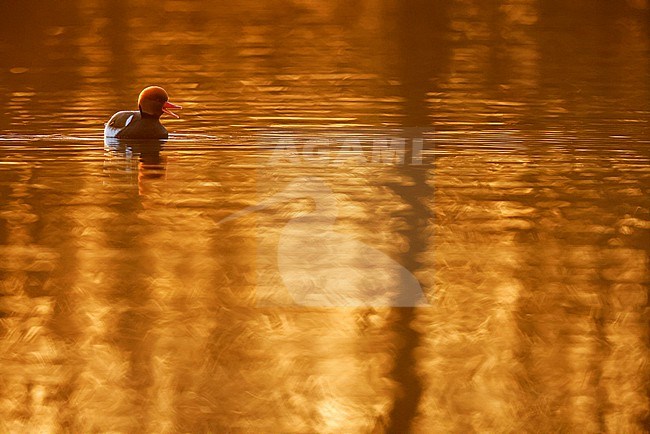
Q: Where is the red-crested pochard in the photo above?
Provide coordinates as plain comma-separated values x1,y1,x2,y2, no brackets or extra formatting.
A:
104,86,181,139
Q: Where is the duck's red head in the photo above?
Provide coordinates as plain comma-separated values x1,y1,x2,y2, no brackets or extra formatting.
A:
138,86,182,118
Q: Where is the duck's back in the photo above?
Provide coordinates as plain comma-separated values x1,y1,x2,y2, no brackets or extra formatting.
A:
104,111,168,139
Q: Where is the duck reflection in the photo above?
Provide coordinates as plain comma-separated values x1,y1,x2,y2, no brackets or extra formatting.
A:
103,137,167,195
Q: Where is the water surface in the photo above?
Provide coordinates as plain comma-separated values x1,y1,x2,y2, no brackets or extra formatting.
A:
1,0,649,432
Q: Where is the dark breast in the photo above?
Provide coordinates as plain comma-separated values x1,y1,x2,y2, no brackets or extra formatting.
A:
104,111,168,139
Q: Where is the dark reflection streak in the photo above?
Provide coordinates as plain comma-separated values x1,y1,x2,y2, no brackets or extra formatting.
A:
637,11,650,430
383,167,431,434
390,0,446,127
645,239,650,432
103,141,166,430
0,167,33,417
521,3,647,430
104,0,133,92
514,2,574,429
0,1,82,131
628,145,650,432
626,12,650,429
643,150,650,434
383,1,445,431
10,157,82,430
9,159,74,430
484,0,510,89
46,193,83,432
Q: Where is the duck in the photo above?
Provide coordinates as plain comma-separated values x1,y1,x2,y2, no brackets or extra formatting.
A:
104,86,181,139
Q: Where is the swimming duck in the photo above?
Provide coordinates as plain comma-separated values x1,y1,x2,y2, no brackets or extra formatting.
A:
104,86,181,139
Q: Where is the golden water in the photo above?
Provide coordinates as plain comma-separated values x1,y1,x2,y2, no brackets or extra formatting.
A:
1,0,649,432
